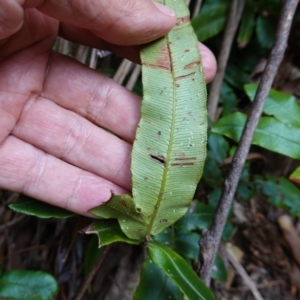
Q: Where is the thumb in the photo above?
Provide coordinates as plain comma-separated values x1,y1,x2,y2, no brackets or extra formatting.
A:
37,0,177,45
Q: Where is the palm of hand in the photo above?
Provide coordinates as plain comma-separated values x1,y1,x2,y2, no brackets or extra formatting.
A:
0,9,137,215
0,3,216,216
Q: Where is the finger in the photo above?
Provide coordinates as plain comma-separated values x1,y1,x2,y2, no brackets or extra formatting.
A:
0,0,24,40
12,95,133,190
58,25,216,83
34,0,176,45
42,53,141,143
0,136,127,215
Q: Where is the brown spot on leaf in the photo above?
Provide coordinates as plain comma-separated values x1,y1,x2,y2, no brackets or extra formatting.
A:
150,154,166,166
175,72,196,81
119,200,127,207
143,44,172,71
171,162,194,166
160,219,168,223
184,61,201,69
185,49,190,53
176,16,190,25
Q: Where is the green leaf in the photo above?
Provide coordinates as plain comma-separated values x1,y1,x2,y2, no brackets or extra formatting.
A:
134,259,182,300
155,227,200,262
203,157,223,187
208,133,229,164
148,241,215,300
244,83,300,127
212,112,300,160
9,195,74,218
256,15,276,49
175,203,214,231
289,167,300,186
0,269,58,300
84,236,105,276
192,2,230,41
90,0,208,241
237,10,255,47
84,219,140,247
220,82,238,116
89,192,146,240
255,176,300,217
211,255,227,282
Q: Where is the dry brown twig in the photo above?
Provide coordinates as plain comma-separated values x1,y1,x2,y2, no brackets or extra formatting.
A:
207,0,246,121
74,246,110,300
198,0,299,286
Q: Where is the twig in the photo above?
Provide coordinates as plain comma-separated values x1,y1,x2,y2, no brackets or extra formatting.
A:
89,48,98,69
226,244,264,300
207,0,246,121
198,0,299,286
58,38,70,56
74,246,110,300
75,45,89,64
113,59,133,85
192,0,203,18
126,64,141,91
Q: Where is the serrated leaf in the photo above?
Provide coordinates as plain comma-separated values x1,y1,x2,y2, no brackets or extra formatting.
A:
134,259,182,300
0,269,58,300
9,195,74,219
212,112,300,160
244,83,300,127
149,241,215,300
192,2,230,41
84,219,140,247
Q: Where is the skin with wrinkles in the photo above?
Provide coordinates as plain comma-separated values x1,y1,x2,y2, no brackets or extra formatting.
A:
0,0,216,216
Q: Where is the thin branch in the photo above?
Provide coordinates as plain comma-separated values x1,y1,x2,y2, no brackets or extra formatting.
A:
126,64,141,91
207,0,246,121
75,45,89,64
75,246,110,300
198,0,299,286
113,59,133,85
226,244,264,300
89,48,98,69
192,0,203,18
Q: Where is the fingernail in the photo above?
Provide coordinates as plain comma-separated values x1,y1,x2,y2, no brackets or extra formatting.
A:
153,2,175,17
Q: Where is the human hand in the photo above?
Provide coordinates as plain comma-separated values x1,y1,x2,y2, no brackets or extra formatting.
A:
0,0,217,216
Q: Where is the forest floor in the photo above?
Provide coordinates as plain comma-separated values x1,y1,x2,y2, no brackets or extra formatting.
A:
1,188,299,300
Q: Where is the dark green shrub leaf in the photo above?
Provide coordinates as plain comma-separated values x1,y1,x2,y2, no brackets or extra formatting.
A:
244,83,300,127
220,82,238,116
256,15,276,49
211,255,227,282
84,219,140,247
192,2,229,41
237,11,256,47
0,269,58,300
134,259,182,300
9,195,74,218
148,241,215,300
289,167,300,186
208,133,229,164
84,236,105,276
212,112,300,159
255,176,300,217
